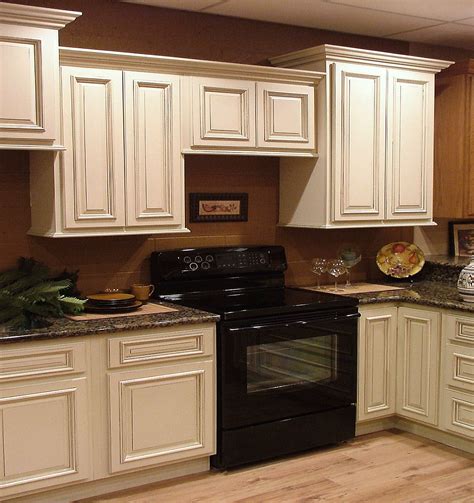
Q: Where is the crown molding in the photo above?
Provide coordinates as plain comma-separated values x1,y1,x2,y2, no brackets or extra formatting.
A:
0,2,81,30
59,47,325,85
270,44,453,74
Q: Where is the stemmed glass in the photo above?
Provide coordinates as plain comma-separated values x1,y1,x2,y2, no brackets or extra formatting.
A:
327,259,347,292
338,245,362,287
311,258,327,289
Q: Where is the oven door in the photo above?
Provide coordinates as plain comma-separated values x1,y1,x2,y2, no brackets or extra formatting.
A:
219,310,358,430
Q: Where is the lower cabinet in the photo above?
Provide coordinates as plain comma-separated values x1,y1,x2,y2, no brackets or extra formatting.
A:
396,307,441,425
108,360,214,473
0,377,91,499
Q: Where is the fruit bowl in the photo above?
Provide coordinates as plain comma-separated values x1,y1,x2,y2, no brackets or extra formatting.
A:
376,242,425,278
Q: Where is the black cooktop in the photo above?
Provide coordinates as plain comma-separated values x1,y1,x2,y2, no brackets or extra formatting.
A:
164,287,358,321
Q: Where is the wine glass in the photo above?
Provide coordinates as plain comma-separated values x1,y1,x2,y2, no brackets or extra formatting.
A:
311,258,327,289
327,259,347,292
338,245,362,287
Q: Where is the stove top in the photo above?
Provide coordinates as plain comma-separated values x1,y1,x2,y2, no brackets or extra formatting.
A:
162,287,358,321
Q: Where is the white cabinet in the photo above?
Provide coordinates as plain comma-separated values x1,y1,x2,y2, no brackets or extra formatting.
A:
188,76,317,155
61,66,126,229
440,313,474,439
272,45,452,228
29,57,186,237
396,307,440,425
358,306,397,421
0,2,80,150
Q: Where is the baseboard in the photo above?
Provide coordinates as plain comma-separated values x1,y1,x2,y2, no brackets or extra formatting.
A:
7,457,210,503
356,417,397,436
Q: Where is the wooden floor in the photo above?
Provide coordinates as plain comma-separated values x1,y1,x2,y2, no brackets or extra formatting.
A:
79,430,474,503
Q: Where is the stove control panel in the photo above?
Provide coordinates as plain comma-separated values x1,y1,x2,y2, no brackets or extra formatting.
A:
151,246,287,281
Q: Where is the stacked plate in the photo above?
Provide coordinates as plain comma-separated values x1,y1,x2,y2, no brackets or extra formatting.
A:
85,293,142,314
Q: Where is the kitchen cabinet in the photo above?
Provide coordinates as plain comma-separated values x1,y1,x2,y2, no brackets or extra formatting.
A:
271,45,452,228
434,60,474,218
189,77,316,154
396,307,441,425
0,2,80,150
440,313,474,439
357,306,397,421
0,342,91,500
0,323,216,501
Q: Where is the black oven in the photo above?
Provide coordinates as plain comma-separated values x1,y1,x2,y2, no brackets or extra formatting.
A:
215,308,358,468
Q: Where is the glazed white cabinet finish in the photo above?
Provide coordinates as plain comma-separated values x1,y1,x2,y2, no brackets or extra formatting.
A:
396,307,440,425
386,70,434,220
108,360,214,473
61,66,126,229
332,63,386,222
124,72,183,227
358,306,397,421
257,82,314,149
192,77,256,147
0,3,80,150
272,45,452,228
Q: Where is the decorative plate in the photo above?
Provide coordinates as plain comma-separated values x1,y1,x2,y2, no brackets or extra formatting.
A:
85,300,143,314
376,242,425,278
86,293,136,306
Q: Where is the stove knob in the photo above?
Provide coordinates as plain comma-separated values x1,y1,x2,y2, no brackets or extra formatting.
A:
259,258,266,264
206,255,214,262
195,255,203,263
189,262,198,271
202,261,210,270
183,256,192,264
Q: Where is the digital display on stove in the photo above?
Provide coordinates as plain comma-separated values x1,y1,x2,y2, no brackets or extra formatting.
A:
215,251,269,269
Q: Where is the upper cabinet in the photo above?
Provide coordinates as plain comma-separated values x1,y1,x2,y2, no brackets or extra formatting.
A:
434,60,474,219
272,45,452,228
0,2,80,150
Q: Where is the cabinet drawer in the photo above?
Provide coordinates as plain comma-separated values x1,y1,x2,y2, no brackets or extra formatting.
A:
445,314,474,345
444,343,474,392
440,388,474,439
0,341,87,382
108,326,215,368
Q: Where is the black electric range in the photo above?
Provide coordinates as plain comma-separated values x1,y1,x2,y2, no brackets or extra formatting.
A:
151,245,359,469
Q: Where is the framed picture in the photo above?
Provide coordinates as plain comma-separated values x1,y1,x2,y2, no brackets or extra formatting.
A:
449,221,474,256
189,193,248,222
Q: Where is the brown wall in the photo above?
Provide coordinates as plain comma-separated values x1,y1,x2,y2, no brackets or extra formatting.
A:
0,0,436,293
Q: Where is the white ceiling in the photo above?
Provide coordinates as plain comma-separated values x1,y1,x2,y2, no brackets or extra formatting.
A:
123,0,474,50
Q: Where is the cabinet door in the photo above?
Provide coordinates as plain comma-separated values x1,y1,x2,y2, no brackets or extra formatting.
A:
124,72,184,229
108,360,214,473
467,76,474,217
61,66,125,229
0,378,91,499
440,388,474,439
257,82,314,150
192,77,256,147
397,307,440,425
331,62,386,222
358,307,397,422
0,22,58,146
386,70,434,220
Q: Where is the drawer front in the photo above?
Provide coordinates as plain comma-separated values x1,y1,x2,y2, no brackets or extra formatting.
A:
445,314,474,345
445,343,474,392
440,388,474,439
108,325,215,368
0,342,87,382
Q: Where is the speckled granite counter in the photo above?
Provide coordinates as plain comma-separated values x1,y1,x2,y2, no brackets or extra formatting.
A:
346,280,474,313
0,301,219,344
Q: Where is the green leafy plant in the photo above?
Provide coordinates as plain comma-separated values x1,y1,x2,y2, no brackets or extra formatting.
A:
0,258,86,330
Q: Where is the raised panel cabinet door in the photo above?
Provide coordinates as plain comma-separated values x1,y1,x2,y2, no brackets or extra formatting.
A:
0,377,91,499
124,72,183,229
61,66,125,229
331,62,386,222
0,23,58,146
440,388,474,439
192,77,256,147
467,76,474,217
396,307,441,425
386,70,434,220
108,359,215,473
256,82,315,150
358,307,397,422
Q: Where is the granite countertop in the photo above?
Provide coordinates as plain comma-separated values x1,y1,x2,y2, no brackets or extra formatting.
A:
351,280,474,313
0,301,220,344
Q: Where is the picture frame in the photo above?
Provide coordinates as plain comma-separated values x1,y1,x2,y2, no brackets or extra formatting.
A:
449,220,474,256
189,193,248,222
